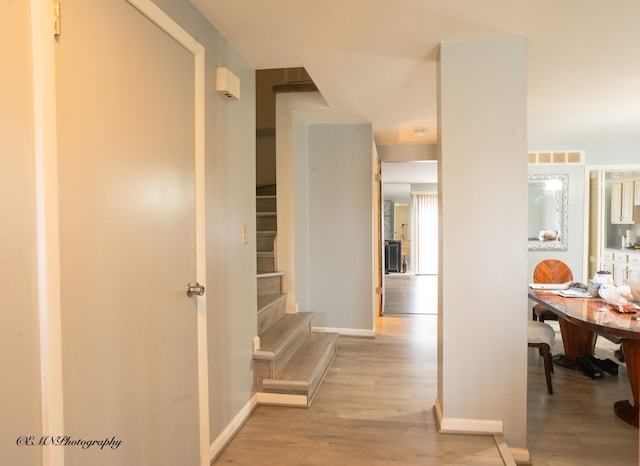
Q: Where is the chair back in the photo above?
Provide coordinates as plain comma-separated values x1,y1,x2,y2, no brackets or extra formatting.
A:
533,259,573,284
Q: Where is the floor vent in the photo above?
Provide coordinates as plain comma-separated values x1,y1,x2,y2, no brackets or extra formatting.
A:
528,151,584,165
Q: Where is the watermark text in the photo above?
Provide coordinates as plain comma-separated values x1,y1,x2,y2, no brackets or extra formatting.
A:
16,435,122,450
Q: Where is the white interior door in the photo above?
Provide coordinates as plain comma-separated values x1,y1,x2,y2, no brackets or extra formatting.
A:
55,1,205,465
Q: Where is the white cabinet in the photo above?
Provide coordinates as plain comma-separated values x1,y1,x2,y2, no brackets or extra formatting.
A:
612,251,628,286
602,249,614,274
635,179,640,206
611,180,640,224
604,250,640,285
628,253,640,283
611,182,622,223
622,181,635,223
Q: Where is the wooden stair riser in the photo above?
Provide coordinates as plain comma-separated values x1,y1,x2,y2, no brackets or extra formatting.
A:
262,333,337,403
257,295,287,335
257,274,283,297
256,215,277,231
273,321,312,375
256,196,276,212
257,232,276,252
257,254,275,274
254,315,314,378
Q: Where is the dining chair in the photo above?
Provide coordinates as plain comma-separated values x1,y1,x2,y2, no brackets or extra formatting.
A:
532,259,573,322
528,320,555,394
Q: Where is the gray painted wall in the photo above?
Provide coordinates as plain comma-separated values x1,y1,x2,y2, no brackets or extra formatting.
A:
302,123,374,331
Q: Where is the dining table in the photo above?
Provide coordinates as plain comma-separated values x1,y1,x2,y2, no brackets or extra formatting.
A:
528,288,640,427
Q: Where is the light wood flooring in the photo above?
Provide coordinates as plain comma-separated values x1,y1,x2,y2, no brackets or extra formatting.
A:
213,277,638,465
383,274,438,314
528,320,638,465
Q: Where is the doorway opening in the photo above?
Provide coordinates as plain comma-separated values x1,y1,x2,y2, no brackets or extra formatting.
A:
586,165,640,282
381,161,438,315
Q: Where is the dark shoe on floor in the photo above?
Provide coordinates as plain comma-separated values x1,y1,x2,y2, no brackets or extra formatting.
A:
577,356,604,379
585,354,619,376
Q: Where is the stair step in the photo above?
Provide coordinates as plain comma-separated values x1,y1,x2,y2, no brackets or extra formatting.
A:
254,312,314,375
257,272,284,297
253,182,336,407
257,214,277,231
257,252,275,273
256,195,276,213
257,294,287,334
256,185,276,196
257,231,276,252
262,332,338,405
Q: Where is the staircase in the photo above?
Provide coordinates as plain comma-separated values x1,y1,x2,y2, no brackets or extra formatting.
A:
254,186,338,407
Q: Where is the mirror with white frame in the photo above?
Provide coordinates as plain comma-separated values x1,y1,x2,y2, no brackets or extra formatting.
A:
528,173,568,251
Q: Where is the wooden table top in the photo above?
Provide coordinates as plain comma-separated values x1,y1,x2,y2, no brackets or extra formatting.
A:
528,289,640,340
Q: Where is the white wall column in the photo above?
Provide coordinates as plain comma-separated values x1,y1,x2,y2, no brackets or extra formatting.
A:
435,39,529,461
275,92,329,311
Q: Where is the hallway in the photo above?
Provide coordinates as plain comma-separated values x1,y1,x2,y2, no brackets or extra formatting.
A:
383,274,438,314
214,314,509,465
213,278,638,465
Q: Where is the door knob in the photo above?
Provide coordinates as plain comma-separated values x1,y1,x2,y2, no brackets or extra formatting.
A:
186,282,205,297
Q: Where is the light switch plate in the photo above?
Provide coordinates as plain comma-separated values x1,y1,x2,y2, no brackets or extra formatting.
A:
242,224,248,244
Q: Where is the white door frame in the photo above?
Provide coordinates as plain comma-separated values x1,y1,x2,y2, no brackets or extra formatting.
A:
31,1,64,465
31,1,209,465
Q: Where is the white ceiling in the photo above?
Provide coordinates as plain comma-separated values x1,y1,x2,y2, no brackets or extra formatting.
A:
192,0,640,146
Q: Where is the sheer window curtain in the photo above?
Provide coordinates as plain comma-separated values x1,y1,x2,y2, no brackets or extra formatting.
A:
413,193,438,275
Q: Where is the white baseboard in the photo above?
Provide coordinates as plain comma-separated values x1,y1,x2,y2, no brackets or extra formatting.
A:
509,447,531,465
312,326,375,337
209,394,258,462
433,399,530,464
494,434,518,466
256,391,308,407
433,398,503,435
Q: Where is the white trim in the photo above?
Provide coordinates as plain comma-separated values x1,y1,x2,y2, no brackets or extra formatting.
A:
31,1,64,465
433,399,503,435
312,326,375,337
257,271,286,279
209,395,258,462
256,392,309,407
508,447,530,465
125,2,209,465
493,435,518,466
126,0,202,52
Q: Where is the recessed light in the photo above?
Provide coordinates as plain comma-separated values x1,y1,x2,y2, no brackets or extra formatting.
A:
413,128,427,137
